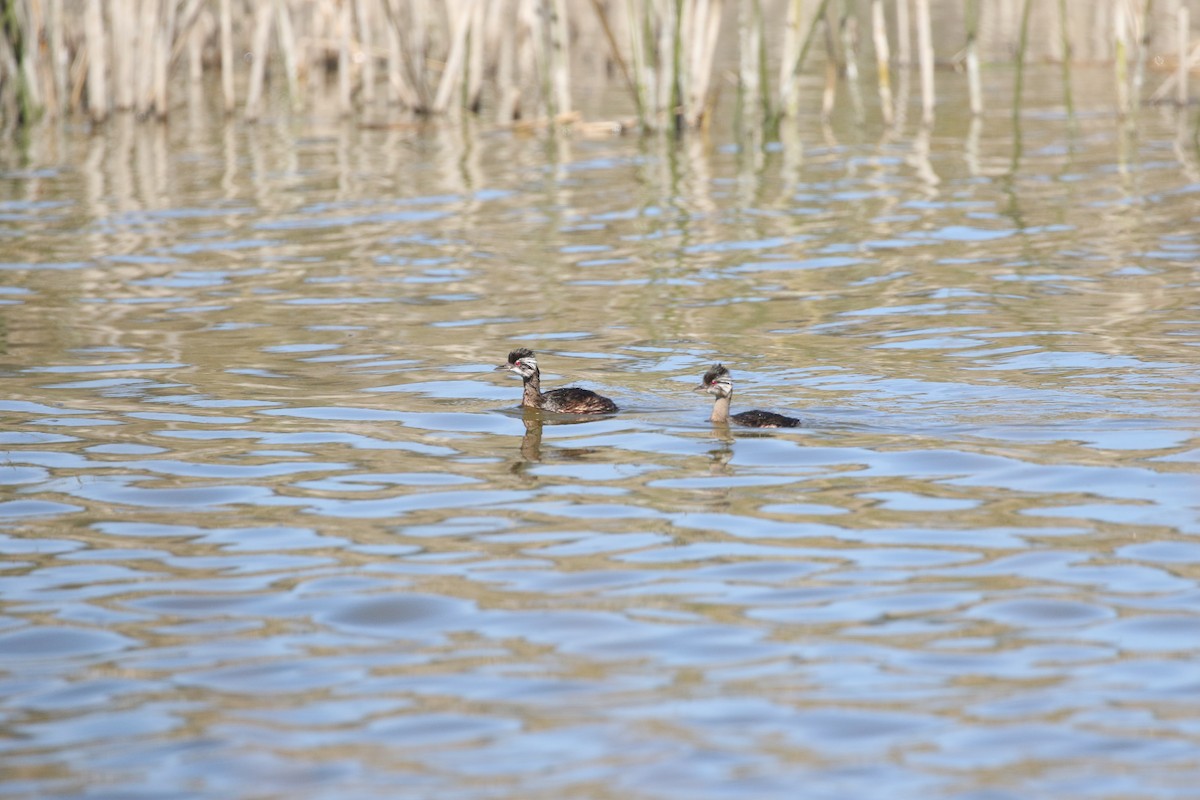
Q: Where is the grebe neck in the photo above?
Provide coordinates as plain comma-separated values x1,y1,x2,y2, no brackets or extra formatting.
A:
521,371,544,408
710,393,732,423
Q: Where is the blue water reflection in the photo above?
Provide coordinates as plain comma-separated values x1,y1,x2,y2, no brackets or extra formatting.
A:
0,67,1198,798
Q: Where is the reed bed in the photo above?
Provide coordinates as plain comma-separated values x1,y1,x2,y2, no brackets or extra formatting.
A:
0,0,1194,136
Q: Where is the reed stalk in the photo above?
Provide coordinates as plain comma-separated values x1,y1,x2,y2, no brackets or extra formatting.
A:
871,0,893,125
778,0,805,120
112,0,132,110
1177,4,1189,107
1012,0,1033,126
185,11,202,84
842,11,864,120
896,0,911,67
245,1,275,121
518,0,540,118
915,0,934,125
737,0,763,132
357,0,376,106
1057,0,1074,116
671,0,686,133
820,8,836,120
1133,0,1154,107
135,0,156,116
337,0,353,115
587,0,635,101
550,0,572,119
965,0,981,116
1115,0,1130,117
494,0,519,121
841,13,859,86
465,0,486,113
379,0,426,110
625,0,650,127
46,0,66,115
0,0,1193,140
433,0,474,114
685,0,722,128
154,0,173,119
0,0,30,125
657,0,676,125
84,0,107,122
219,0,234,113
776,0,832,121
276,0,301,108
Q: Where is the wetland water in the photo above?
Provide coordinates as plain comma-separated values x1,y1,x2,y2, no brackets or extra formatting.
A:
1,68,1199,798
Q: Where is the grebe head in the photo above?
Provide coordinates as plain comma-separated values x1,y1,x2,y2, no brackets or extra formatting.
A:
497,348,539,380
695,363,733,399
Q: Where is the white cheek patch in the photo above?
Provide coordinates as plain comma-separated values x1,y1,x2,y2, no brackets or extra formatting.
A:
516,359,537,371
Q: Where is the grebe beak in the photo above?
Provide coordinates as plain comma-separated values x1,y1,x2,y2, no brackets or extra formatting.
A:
495,363,516,372
693,383,709,393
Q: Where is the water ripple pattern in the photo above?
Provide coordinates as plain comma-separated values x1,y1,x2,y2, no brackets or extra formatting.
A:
1,71,1198,799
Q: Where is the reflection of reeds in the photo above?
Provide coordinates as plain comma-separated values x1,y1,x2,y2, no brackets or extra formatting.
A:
0,0,1195,135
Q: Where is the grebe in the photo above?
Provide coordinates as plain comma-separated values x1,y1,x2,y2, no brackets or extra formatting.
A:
496,348,618,414
694,364,800,428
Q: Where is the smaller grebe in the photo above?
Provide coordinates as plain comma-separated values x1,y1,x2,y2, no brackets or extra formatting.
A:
694,364,800,427
496,348,618,414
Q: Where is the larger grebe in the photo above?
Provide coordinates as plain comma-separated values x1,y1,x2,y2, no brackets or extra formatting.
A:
496,348,618,414
695,364,800,427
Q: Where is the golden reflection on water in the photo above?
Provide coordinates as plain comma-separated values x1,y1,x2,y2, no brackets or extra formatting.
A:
0,66,1198,797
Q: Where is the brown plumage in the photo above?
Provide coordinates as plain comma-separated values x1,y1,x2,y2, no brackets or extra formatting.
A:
694,364,800,428
496,348,618,414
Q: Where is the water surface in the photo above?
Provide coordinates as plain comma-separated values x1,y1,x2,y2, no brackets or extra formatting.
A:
1,68,1198,798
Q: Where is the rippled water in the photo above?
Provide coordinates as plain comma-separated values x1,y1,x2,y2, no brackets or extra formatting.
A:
2,69,1199,798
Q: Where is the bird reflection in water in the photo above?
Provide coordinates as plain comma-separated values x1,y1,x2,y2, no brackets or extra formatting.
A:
510,408,603,474
707,431,734,476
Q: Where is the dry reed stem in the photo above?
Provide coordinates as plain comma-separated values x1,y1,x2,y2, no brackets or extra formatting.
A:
3,0,1195,141
434,0,475,114
379,0,425,110
49,0,68,114
896,0,911,66
871,0,893,125
965,0,981,116
84,0,107,121
22,0,43,114
691,0,723,127
495,0,519,121
778,0,804,119
1133,0,1152,105
550,0,572,118
219,0,234,113
820,10,836,120
337,0,353,115
153,0,173,119
113,0,133,110
1013,0,1033,127
1057,0,1075,116
625,0,650,126
739,0,762,126
915,0,934,125
777,0,832,120
1177,5,1189,106
1115,0,1131,116
518,0,540,118
135,0,156,116
276,0,301,108
245,1,275,121
466,0,487,112
357,0,376,105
